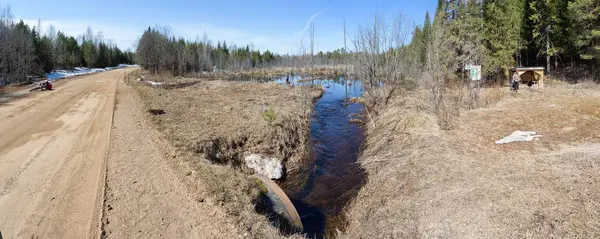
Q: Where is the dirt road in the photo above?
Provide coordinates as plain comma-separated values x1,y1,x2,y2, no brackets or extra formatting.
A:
101,72,242,238
0,70,123,238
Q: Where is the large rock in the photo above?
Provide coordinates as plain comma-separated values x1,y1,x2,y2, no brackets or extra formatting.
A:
244,154,283,179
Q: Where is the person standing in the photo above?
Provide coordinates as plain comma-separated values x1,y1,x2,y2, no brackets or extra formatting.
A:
512,71,521,91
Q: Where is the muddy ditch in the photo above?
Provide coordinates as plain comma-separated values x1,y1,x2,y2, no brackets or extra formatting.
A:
131,73,367,238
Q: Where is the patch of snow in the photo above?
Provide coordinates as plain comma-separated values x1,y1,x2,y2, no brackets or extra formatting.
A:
245,154,283,179
495,131,542,144
46,65,131,81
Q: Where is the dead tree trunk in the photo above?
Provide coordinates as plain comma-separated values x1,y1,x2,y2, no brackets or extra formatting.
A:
546,25,551,73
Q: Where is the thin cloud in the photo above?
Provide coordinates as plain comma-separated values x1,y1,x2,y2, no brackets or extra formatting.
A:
296,9,328,36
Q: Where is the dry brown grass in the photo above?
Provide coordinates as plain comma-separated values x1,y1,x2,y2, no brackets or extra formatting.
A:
128,71,321,238
203,66,345,82
480,86,505,107
340,84,600,238
134,76,316,169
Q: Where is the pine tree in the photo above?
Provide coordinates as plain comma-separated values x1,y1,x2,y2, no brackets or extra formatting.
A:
65,36,82,67
529,0,566,72
482,0,523,80
410,26,424,65
436,0,446,15
54,32,69,68
31,28,54,74
568,0,600,62
421,11,432,67
81,40,97,68
12,21,36,81
136,27,160,73
1,5,132,84
37,35,54,73
454,0,487,68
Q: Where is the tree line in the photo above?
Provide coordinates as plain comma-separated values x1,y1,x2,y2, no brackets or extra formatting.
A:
343,0,598,130
408,0,599,82
142,0,595,83
136,27,279,75
0,5,135,86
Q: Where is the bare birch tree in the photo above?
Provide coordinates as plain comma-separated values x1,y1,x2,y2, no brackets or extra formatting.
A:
351,13,413,109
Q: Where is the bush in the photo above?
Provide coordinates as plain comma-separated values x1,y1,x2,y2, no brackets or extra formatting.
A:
433,89,462,130
262,104,277,125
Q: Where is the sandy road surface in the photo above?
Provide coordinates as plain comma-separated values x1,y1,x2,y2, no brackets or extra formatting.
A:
101,73,242,238
0,70,124,238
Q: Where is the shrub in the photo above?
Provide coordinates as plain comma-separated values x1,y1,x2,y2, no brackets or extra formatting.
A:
262,104,277,125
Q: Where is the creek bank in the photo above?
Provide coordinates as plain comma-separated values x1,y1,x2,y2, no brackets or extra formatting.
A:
277,76,368,238
129,71,322,238
130,70,369,238
340,85,600,238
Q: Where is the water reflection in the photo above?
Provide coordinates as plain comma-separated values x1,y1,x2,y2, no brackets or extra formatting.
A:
276,75,366,238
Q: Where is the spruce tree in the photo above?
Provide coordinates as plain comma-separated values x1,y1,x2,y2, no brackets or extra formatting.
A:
529,0,564,72
421,11,432,67
482,0,523,79
454,0,487,69
568,0,600,62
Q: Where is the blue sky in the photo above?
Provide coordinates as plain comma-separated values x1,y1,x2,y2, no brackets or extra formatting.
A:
5,0,437,54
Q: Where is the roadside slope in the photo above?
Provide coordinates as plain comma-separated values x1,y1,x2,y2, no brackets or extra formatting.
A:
101,75,243,238
341,86,600,238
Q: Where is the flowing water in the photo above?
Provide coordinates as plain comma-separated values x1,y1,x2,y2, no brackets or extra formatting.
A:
275,76,367,238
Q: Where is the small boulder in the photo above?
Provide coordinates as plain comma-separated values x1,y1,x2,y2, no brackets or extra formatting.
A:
244,154,283,179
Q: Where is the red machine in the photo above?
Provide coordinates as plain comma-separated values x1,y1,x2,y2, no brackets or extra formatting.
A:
30,81,53,92
43,81,53,90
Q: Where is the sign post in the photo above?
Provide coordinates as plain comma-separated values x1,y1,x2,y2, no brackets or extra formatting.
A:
465,64,482,81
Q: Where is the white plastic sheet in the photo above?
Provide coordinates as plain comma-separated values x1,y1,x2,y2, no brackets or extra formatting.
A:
495,131,542,144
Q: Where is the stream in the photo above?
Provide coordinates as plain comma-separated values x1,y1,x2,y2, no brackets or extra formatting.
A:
276,76,367,238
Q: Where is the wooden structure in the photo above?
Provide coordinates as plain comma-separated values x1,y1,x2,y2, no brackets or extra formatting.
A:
509,67,545,88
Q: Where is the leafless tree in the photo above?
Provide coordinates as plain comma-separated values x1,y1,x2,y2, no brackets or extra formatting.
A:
0,6,36,84
310,21,315,70
351,13,413,109
425,12,459,129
